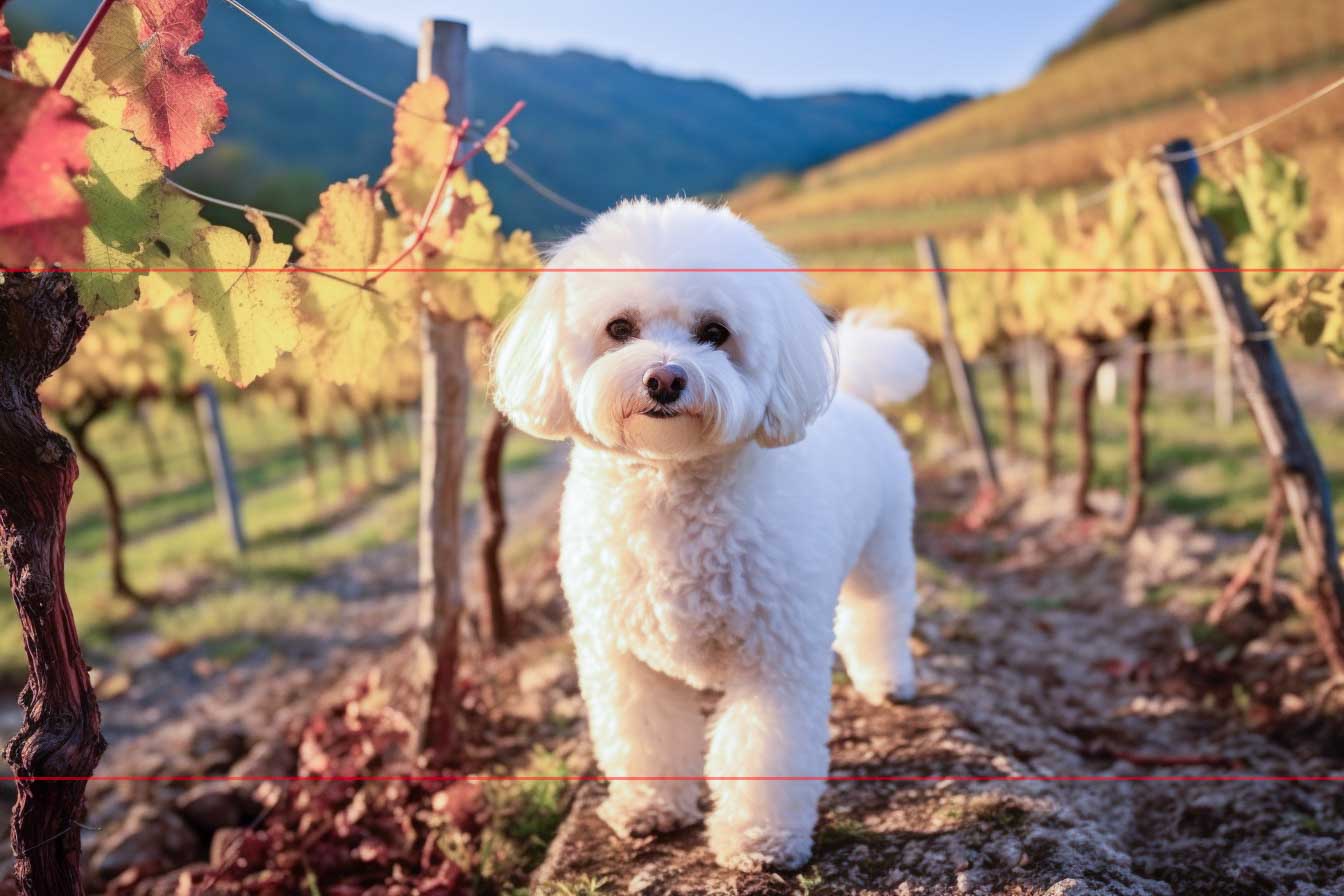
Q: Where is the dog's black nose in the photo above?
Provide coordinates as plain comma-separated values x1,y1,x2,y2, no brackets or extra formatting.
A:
644,363,687,405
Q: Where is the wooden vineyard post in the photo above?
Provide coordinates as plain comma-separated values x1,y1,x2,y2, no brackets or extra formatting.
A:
916,235,1000,495
0,272,107,896
195,381,246,552
414,18,472,759
1158,139,1344,677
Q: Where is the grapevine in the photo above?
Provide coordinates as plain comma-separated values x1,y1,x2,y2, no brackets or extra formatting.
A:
0,2,538,889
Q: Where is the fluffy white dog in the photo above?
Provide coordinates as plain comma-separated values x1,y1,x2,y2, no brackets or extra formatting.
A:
490,198,929,871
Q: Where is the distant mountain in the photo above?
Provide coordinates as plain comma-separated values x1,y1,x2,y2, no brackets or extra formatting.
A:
8,0,966,237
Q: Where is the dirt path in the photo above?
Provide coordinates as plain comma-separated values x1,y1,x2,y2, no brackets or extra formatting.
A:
534,454,1344,896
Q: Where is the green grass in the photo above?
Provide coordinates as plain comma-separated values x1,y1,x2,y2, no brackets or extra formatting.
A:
939,356,1344,535
441,747,575,892
149,587,341,647
0,395,552,680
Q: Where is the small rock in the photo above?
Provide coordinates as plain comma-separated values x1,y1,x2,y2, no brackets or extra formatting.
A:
1044,880,1091,896
628,869,662,894
957,869,989,894
187,723,248,773
229,738,296,807
174,781,260,834
91,804,199,882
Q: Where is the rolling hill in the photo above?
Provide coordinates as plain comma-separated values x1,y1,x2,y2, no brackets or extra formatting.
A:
732,0,1344,263
6,0,965,238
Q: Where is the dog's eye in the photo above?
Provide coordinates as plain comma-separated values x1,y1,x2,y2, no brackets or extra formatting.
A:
695,321,730,347
606,318,636,341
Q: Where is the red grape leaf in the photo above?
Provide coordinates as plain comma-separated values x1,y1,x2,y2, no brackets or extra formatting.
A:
0,79,91,267
89,0,227,169
0,9,15,70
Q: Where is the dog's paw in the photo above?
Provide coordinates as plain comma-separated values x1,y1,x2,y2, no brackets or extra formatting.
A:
597,794,702,839
708,824,812,872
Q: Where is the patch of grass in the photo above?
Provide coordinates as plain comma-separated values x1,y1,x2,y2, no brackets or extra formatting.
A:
796,868,825,895
540,877,608,896
917,557,987,612
1025,596,1070,611
445,747,574,892
815,816,881,851
151,587,338,647
486,747,573,865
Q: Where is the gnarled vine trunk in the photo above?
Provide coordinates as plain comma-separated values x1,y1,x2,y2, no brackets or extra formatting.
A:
1119,316,1154,539
998,353,1019,454
1041,346,1063,483
1072,345,1105,517
0,272,106,896
59,402,158,606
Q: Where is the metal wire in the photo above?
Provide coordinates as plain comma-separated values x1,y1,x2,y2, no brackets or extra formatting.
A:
220,0,594,220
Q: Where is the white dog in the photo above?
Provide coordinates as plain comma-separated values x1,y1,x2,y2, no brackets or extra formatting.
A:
490,198,929,871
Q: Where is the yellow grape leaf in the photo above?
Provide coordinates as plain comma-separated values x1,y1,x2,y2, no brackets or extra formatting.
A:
483,125,510,164
14,31,126,128
297,180,415,386
382,76,454,218
185,210,300,387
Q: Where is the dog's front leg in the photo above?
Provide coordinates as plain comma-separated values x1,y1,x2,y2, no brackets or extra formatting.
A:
573,631,706,838
704,658,831,871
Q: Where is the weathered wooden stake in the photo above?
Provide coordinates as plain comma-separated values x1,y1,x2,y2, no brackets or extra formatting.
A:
195,381,246,552
415,18,472,758
1159,139,1344,677
916,235,1000,492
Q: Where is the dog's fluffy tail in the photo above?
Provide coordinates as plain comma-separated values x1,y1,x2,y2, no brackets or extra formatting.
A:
834,309,931,406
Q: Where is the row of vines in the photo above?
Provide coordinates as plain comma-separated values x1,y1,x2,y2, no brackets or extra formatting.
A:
813,129,1344,675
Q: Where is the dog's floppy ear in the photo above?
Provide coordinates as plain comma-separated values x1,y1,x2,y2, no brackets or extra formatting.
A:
755,275,837,448
490,268,577,441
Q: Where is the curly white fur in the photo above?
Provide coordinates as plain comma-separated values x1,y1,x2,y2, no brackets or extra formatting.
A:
490,198,928,871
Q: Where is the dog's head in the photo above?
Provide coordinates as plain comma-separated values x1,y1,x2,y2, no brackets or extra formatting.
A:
490,198,836,461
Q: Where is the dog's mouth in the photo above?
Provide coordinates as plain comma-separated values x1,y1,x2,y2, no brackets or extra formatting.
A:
642,407,679,419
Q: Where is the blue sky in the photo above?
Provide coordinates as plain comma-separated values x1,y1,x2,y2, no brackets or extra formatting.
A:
308,0,1115,96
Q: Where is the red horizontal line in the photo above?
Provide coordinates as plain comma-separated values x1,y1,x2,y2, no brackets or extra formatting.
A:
9,775,1343,783
3,267,1342,274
